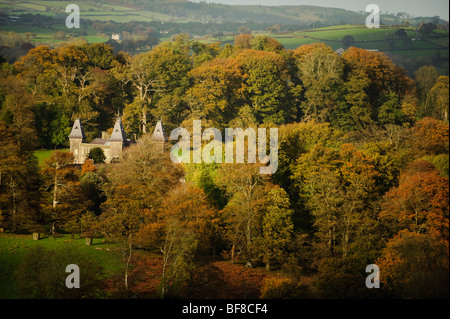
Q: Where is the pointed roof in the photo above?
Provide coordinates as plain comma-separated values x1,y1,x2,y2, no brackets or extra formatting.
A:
152,120,167,142
69,118,86,140
109,117,127,142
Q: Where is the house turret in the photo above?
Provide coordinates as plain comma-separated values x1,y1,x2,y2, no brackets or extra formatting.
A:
109,117,127,162
69,118,86,164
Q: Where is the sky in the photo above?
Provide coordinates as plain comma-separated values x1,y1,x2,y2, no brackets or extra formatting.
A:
190,0,449,21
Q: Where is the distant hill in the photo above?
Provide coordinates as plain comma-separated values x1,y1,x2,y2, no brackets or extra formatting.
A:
1,0,439,26
136,0,367,25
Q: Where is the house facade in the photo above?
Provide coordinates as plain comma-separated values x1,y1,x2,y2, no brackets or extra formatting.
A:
69,117,129,164
69,118,167,164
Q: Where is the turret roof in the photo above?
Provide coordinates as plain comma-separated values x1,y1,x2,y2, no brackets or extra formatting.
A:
68,118,86,140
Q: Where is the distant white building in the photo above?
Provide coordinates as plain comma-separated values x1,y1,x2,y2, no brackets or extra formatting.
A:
111,33,122,41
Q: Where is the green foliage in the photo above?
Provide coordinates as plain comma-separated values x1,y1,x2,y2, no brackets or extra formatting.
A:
184,163,228,209
87,147,106,164
50,114,71,147
298,45,344,122
422,154,450,178
0,122,41,233
378,91,408,125
259,187,294,267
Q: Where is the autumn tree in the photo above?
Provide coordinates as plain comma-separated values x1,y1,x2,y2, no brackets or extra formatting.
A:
430,76,449,123
250,36,284,53
414,65,440,117
234,34,253,50
342,47,415,113
295,143,381,258
99,135,183,292
41,151,89,235
0,121,40,232
186,57,244,127
13,44,119,147
258,187,294,270
411,117,449,156
297,45,344,122
235,49,294,125
275,121,338,233
80,163,106,216
376,230,449,298
113,44,191,135
0,75,38,151
137,185,220,298
191,41,221,68
216,162,271,261
379,160,449,240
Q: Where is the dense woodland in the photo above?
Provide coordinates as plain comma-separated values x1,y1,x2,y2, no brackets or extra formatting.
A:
0,34,448,298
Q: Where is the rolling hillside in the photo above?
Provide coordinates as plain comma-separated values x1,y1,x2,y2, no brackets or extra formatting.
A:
0,0,423,25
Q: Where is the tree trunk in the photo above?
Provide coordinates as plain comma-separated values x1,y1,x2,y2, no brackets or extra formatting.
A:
10,177,17,233
142,109,147,134
123,240,132,292
231,242,236,262
53,174,58,208
246,218,252,257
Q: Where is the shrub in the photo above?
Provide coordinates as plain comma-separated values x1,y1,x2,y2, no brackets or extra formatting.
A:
87,148,106,164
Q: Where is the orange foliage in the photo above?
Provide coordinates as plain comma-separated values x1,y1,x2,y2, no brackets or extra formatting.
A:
376,230,449,297
234,34,254,50
291,42,328,62
81,159,97,175
380,162,449,241
342,47,415,97
161,185,220,254
412,117,449,155
213,261,268,299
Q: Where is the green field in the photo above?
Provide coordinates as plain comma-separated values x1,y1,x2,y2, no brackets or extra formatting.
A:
1,2,448,73
0,233,123,298
256,25,449,52
246,26,449,73
0,0,193,23
34,149,69,165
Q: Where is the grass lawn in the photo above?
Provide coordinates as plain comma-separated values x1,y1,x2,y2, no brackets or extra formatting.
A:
275,36,319,50
0,233,124,298
83,35,109,43
34,149,69,165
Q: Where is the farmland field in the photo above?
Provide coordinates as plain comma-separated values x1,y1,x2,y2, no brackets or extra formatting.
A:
0,0,194,23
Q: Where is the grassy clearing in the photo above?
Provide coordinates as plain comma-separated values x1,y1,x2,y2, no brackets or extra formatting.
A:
34,149,69,165
296,26,414,42
0,233,124,298
275,36,318,50
83,35,109,43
